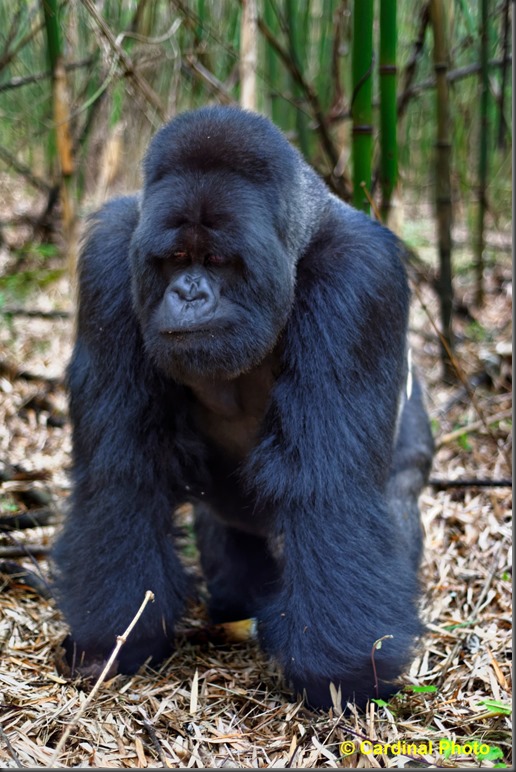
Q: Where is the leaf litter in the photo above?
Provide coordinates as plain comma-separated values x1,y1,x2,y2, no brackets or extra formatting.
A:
0,243,511,768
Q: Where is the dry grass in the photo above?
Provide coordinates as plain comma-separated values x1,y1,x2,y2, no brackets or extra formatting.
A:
0,228,511,768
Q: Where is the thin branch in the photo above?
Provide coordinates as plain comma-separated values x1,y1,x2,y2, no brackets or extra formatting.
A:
403,55,512,103
397,1,431,119
2,7,23,56
79,0,166,123
0,7,44,73
256,16,336,165
429,478,512,489
0,146,51,192
140,713,173,768
183,57,235,104
370,635,393,699
411,281,512,469
436,540,507,686
0,561,52,598
0,359,63,385
255,11,350,198
0,724,23,769
0,465,51,483
497,0,511,148
329,0,347,114
0,508,54,531
172,1,303,118
49,590,155,765
1,306,71,319
336,722,437,768
0,58,95,93
436,408,512,447
0,545,49,559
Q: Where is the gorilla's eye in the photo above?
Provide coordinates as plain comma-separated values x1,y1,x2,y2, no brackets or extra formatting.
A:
173,251,189,263
205,254,227,267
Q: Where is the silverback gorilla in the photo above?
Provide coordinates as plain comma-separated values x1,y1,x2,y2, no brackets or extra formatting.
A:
53,106,433,709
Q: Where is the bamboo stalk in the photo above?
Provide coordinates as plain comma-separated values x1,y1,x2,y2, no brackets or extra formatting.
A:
497,0,510,149
42,0,60,72
379,0,398,223
285,0,311,158
429,0,454,377
240,0,258,110
42,0,76,270
264,0,286,125
456,0,476,38
351,0,374,213
475,0,489,306
317,0,339,113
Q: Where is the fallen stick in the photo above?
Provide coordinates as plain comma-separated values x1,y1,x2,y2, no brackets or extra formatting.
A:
49,590,155,766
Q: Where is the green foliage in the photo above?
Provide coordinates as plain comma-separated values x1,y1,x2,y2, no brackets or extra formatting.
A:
475,745,505,762
404,684,438,693
443,620,474,631
430,418,441,435
456,433,473,452
398,0,511,218
179,521,199,560
465,320,488,342
0,267,65,303
16,242,60,260
0,496,19,514
0,1,511,222
477,698,512,717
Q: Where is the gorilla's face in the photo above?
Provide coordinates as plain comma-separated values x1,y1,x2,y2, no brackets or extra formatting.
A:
130,170,295,384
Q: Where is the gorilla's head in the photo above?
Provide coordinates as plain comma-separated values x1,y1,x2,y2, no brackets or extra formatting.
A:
129,107,322,384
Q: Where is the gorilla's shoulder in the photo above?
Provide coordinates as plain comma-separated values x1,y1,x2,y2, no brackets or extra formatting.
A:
84,195,140,249
77,195,141,322
79,195,140,280
308,196,408,284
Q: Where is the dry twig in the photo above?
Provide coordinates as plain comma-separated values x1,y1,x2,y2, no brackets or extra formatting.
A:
49,590,155,765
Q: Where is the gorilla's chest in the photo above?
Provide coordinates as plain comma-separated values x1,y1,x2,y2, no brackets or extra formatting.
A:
189,353,278,460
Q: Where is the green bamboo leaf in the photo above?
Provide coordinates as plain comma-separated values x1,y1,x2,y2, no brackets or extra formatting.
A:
477,699,512,716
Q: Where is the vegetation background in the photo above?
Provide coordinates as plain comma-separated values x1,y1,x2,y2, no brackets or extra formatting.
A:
0,0,512,768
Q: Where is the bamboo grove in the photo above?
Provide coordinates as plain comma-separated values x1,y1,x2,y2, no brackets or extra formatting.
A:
0,0,512,372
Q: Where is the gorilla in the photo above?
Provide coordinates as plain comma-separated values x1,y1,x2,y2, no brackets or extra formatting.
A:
53,105,433,709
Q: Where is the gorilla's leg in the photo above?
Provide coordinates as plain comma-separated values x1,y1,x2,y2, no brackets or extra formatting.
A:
387,375,434,566
194,507,280,623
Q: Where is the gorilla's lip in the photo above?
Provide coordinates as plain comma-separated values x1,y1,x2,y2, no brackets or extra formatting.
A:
160,328,214,341
160,328,211,335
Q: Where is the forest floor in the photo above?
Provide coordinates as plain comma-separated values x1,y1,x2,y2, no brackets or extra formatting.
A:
0,203,512,769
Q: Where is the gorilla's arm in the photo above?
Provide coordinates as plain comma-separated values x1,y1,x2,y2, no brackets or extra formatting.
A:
246,205,422,708
53,198,191,672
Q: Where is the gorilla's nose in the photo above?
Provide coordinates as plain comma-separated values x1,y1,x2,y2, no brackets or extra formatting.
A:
172,274,210,304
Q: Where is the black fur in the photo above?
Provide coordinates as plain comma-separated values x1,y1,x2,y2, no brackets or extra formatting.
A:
53,106,433,709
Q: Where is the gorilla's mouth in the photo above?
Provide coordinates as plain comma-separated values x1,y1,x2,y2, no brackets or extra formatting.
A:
161,328,212,338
